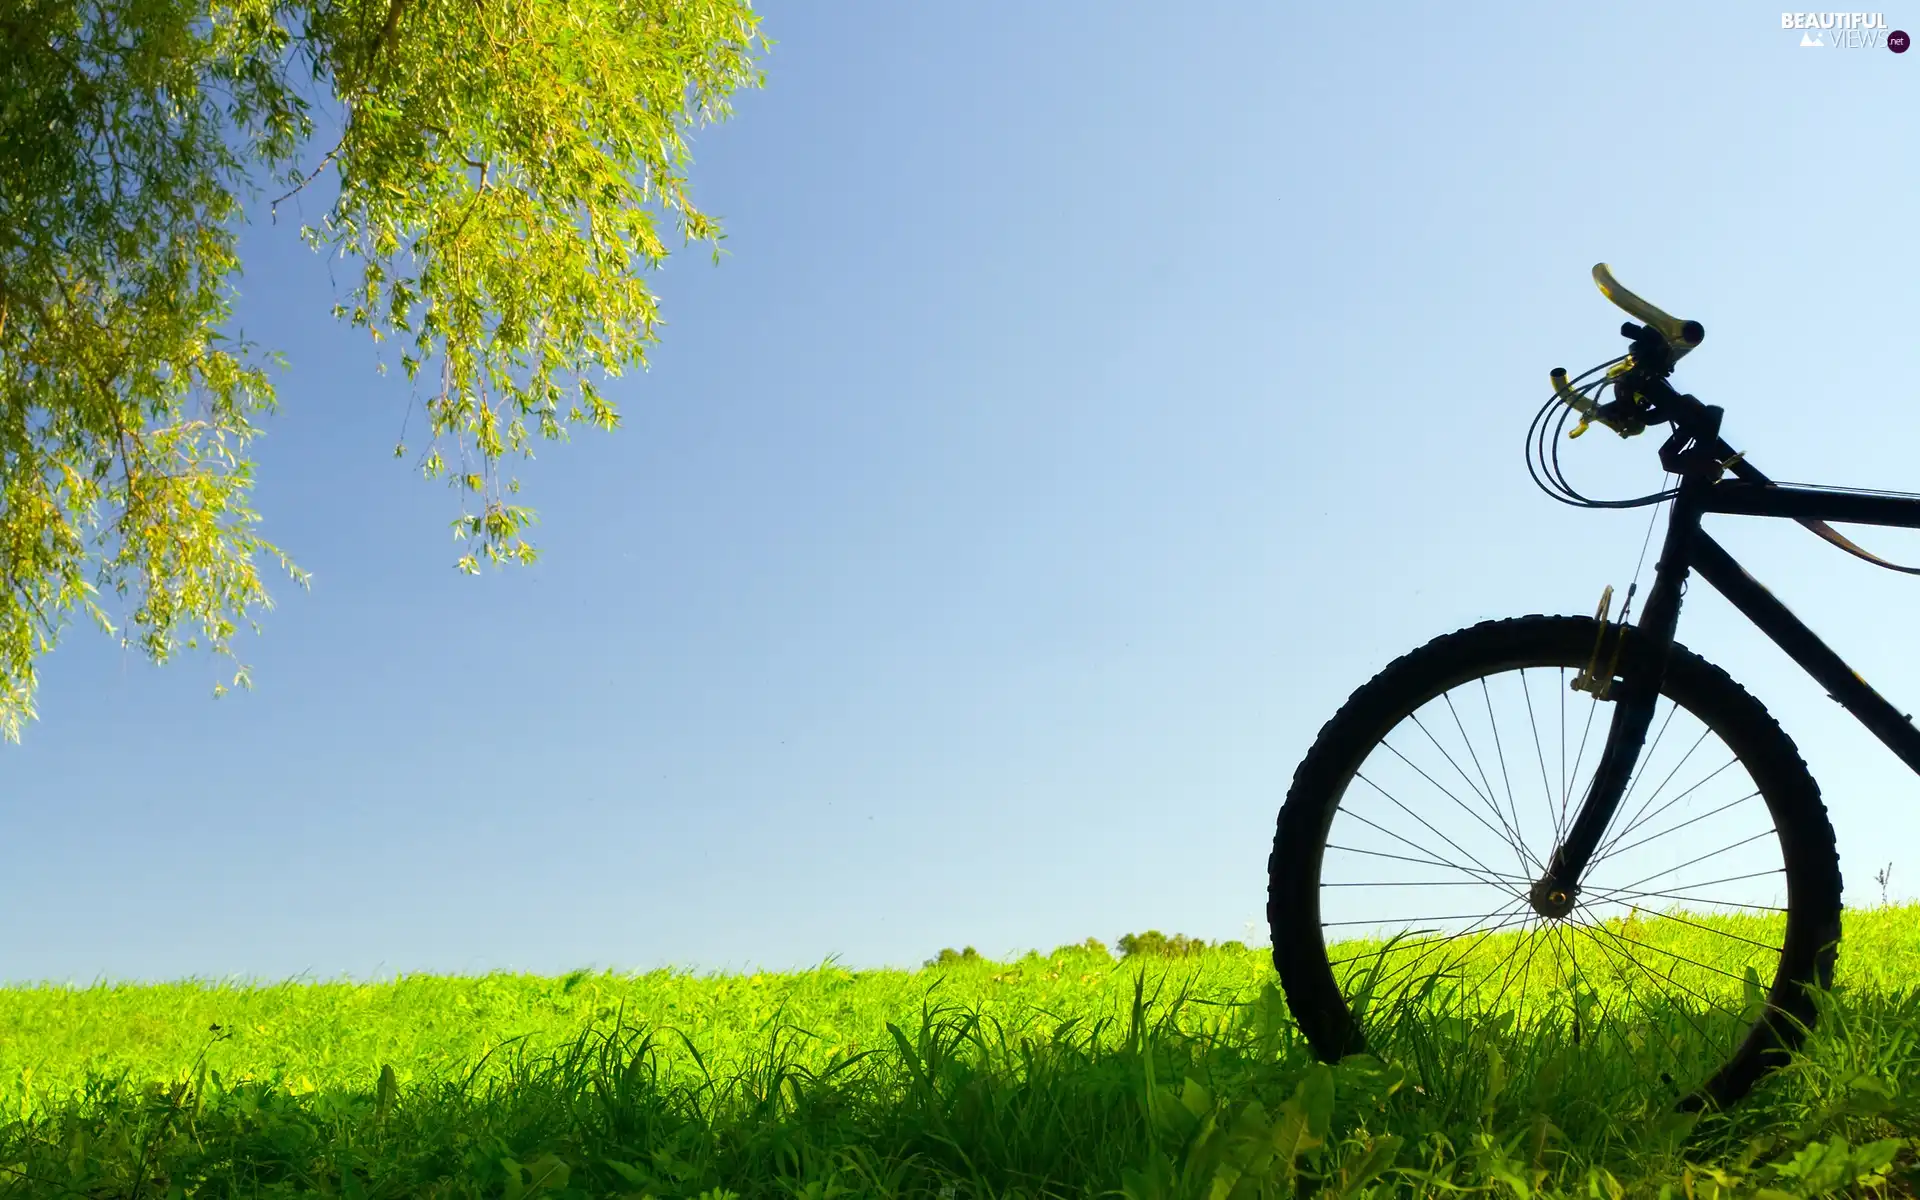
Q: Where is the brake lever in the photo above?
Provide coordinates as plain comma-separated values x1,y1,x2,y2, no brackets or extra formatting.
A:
1547,320,1691,440
1592,264,1705,360
1551,366,1648,438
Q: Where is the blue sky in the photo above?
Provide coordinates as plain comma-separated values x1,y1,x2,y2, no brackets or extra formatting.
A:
4,3,1917,986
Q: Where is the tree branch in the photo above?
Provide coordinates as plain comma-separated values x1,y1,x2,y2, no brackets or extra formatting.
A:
370,0,412,71
270,132,347,220
446,159,490,241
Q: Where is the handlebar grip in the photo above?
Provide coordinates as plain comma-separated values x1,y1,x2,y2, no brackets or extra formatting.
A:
1591,263,1705,353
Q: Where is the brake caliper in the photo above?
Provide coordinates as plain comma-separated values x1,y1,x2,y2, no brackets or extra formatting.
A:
1572,584,1628,700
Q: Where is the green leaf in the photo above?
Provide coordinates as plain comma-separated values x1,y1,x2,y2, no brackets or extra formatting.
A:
1332,1134,1402,1199
1482,1044,1508,1116
1181,1075,1215,1121
0,0,767,739
1273,1064,1334,1179
374,1063,397,1122
1120,1150,1176,1200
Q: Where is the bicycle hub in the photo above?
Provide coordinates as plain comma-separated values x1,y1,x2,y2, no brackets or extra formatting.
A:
1528,878,1578,919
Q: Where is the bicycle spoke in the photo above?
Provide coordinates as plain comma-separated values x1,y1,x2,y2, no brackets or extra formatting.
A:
1485,916,1552,1027
1324,839,1530,886
1327,902,1534,978
1479,675,1537,877
1609,828,1778,898
1324,910,1533,929
1337,911,1540,1008
1561,910,1723,1079
1592,747,1740,868
1391,914,1536,993
1568,909,1753,1029
1577,871,1787,911
1350,771,1515,889
1322,879,1517,887
1433,695,1524,868
1577,912,1777,990
1596,699,1688,856
1551,920,1617,1049
1558,666,1568,837
1522,669,1562,851
1564,686,1603,823
1592,788,1762,866
1391,726,1533,875
1590,900,1783,957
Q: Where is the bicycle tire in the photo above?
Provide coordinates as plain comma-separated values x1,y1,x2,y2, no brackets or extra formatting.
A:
1268,615,1842,1111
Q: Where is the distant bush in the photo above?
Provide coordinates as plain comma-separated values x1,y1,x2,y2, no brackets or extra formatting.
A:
1115,930,1214,959
923,946,983,968
923,933,1253,968
1050,937,1112,959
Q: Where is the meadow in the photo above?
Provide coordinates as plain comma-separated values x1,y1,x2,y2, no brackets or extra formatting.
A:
0,908,1917,1198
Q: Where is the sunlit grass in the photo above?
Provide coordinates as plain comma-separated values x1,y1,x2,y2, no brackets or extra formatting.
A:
0,907,1914,1197
1330,907,1790,1002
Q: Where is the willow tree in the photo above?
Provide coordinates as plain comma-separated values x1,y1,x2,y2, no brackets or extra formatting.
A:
0,0,766,740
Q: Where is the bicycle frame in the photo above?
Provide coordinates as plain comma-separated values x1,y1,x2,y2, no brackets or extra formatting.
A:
1541,469,1920,900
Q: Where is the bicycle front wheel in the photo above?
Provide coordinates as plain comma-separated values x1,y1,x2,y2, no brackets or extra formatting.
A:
1268,615,1842,1111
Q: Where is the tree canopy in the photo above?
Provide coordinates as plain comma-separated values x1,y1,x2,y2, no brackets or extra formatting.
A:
0,0,767,740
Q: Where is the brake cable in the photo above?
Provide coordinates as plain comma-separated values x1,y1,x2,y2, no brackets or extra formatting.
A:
1531,364,1920,574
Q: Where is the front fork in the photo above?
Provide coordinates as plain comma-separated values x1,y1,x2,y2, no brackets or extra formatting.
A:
1532,469,1712,917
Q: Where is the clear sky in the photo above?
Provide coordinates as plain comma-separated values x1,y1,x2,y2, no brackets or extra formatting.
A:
4,3,1916,987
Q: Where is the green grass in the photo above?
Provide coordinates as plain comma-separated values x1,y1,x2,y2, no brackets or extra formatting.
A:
1324,908,1806,1109
0,908,1917,1198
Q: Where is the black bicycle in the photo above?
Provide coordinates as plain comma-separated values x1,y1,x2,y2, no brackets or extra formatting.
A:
1266,265,1920,1111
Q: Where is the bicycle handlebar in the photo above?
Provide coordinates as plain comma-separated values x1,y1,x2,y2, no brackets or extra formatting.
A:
1547,266,1779,491
1591,263,1705,358
1549,265,1712,441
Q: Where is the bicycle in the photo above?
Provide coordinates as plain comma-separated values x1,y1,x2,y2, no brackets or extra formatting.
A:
1265,265,1920,1111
